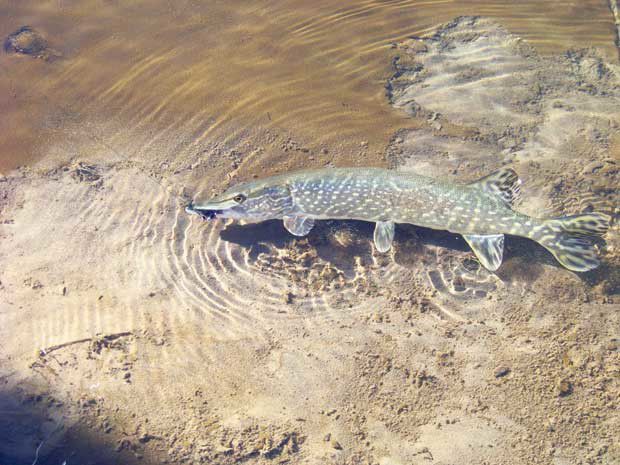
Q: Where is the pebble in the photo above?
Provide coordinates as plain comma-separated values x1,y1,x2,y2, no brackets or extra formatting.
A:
138,433,154,443
557,379,572,397
331,439,343,450
4,26,49,57
494,366,511,378
283,291,294,304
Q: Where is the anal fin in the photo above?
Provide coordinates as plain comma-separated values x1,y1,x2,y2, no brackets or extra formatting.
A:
283,215,315,236
463,234,504,271
374,221,395,253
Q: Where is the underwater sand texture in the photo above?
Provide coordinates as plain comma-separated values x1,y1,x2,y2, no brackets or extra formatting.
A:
0,0,618,173
1,14,620,465
388,16,620,219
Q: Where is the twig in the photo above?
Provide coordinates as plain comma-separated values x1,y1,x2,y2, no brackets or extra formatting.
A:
38,331,133,357
31,439,44,465
30,418,66,465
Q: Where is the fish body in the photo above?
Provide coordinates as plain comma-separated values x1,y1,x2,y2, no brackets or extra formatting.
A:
186,167,610,272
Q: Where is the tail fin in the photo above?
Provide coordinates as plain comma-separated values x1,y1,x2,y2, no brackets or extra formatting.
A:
536,212,611,272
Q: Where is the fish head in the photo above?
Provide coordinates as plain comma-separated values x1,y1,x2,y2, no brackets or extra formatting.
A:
186,178,294,222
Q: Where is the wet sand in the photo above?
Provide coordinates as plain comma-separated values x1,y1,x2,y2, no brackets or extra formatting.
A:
1,5,619,465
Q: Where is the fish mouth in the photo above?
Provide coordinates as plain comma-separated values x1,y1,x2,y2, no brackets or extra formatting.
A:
185,203,223,220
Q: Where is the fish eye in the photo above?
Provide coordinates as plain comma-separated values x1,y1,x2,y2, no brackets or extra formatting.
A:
233,194,246,203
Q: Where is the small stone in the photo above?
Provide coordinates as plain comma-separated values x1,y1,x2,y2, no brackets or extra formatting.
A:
4,26,49,57
557,379,572,397
323,433,331,442
283,291,294,304
331,439,343,450
494,366,510,378
138,433,153,443
321,148,329,154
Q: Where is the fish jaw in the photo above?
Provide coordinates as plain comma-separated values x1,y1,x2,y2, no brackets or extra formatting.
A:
185,198,240,220
185,203,222,220
185,198,278,221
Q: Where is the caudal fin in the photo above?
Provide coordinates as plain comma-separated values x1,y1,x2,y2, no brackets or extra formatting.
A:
537,212,611,272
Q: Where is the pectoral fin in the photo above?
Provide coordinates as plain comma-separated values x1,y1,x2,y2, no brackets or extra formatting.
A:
283,215,315,236
463,234,504,271
374,221,395,253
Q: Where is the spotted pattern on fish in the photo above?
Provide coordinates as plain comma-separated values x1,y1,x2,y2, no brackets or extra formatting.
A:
187,168,611,272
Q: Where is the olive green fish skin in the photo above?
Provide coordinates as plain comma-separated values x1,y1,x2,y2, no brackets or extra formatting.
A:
283,168,533,236
188,167,610,272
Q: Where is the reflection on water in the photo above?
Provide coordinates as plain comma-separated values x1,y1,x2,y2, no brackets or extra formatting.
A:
1,3,619,464
0,0,617,172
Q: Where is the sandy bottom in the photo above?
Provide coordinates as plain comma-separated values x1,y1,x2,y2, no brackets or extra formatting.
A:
1,17,619,465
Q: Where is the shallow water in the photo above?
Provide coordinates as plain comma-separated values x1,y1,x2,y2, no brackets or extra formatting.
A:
1,2,619,465
0,1,617,172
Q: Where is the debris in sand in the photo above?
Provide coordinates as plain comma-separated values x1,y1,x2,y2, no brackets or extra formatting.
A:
283,291,295,304
4,26,61,60
35,331,133,357
494,366,511,378
71,162,101,183
557,379,573,397
24,278,43,289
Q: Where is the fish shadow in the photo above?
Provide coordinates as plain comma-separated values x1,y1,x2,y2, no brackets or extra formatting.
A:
218,219,497,279
218,219,618,291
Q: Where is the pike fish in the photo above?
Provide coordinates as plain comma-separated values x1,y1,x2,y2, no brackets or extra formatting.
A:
186,168,611,272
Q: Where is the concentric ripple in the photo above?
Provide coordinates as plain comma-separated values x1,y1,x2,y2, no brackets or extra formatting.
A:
30,164,507,343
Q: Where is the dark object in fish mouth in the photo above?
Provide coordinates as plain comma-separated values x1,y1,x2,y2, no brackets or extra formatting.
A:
197,209,221,220
185,203,221,220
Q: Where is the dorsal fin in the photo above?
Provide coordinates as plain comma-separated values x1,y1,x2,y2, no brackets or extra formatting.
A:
469,168,522,205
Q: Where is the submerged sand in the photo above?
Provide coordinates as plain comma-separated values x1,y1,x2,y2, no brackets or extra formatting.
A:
1,16,619,465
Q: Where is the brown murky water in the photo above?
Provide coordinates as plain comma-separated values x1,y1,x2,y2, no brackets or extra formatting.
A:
0,0,617,173
1,3,619,464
